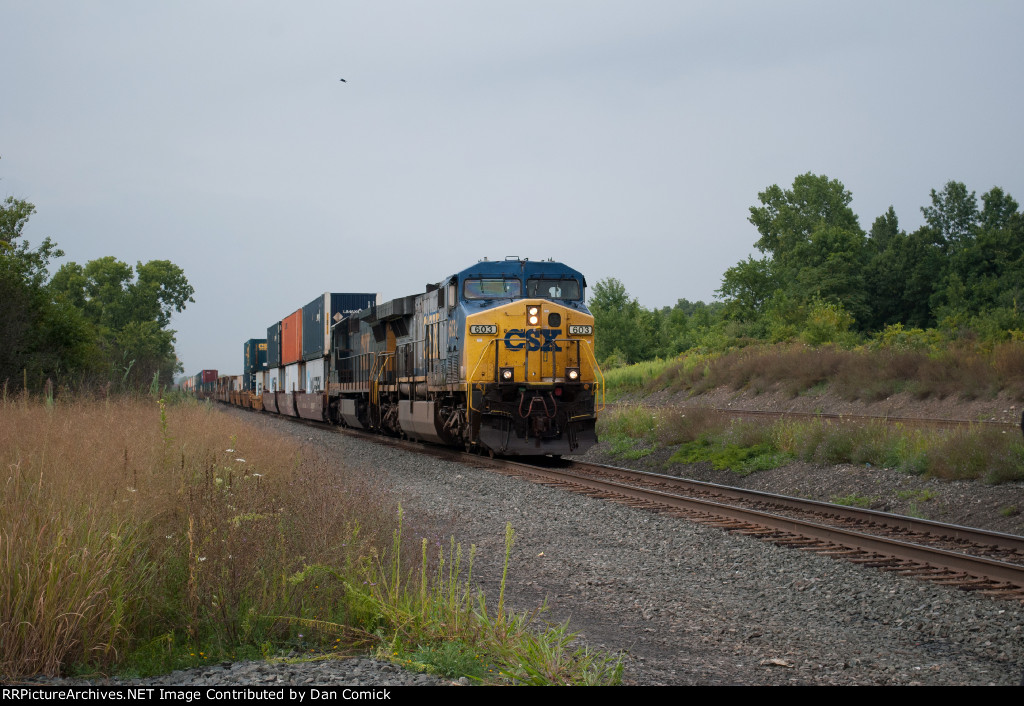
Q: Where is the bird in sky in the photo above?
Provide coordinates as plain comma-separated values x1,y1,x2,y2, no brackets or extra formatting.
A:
339,78,347,82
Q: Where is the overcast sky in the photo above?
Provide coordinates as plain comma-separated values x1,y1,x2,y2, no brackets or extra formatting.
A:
3,1,1023,376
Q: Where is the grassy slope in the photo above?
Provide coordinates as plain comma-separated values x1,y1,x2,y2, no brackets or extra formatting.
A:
596,344,1024,484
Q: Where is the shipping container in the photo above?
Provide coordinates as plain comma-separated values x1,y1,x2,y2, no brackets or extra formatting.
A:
244,339,268,374
281,310,303,365
266,323,281,369
301,292,380,362
265,367,282,393
305,358,325,393
284,361,304,393
243,339,268,391
201,369,218,383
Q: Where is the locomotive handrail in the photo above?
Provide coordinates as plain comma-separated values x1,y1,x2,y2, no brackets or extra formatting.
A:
336,351,376,387
467,339,499,384
577,339,605,412
370,352,395,406
465,340,498,413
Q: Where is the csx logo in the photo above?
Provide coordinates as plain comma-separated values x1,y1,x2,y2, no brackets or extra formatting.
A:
504,329,562,351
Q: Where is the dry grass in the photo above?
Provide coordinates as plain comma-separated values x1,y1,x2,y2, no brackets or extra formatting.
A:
598,405,1024,483
1,397,624,685
0,397,399,679
653,341,1024,401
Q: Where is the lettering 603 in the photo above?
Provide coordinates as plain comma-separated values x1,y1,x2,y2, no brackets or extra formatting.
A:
469,324,498,335
568,325,592,335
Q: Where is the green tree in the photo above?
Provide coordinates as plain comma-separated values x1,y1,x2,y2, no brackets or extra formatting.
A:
748,172,862,266
729,173,870,330
0,197,96,389
50,257,195,388
921,181,979,252
717,256,776,322
589,278,648,364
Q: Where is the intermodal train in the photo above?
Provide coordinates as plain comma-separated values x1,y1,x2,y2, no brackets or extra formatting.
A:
198,258,604,456
179,369,218,401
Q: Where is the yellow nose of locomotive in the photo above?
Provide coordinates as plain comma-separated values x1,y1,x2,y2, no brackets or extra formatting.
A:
464,300,598,386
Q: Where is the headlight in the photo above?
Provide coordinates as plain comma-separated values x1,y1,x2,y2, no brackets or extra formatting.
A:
566,367,580,381
499,367,514,382
527,306,540,326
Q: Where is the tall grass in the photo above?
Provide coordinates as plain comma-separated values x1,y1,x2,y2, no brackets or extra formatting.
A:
624,341,1024,401
0,398,622,684
597,406,1024,483
601,358,675,400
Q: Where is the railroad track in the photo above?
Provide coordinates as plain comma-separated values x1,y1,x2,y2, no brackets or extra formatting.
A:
223,403,1024,602
487,457,1024,600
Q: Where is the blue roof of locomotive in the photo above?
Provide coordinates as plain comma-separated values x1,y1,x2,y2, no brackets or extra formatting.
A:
453,259,587,286
452,259,590,312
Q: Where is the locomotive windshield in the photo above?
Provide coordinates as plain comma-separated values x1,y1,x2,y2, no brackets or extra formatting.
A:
463,278,522,300
525,278,581,300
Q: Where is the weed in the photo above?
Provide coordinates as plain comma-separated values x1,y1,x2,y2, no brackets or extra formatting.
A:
598,406,658,442
896,489,937,503
830,493,875,508
407,641,488,680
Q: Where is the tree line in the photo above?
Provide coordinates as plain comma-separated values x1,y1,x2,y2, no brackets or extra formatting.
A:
590,173,1024,364
0,196,194,393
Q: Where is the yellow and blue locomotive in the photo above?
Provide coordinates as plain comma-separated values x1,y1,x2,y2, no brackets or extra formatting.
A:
331,258,603,455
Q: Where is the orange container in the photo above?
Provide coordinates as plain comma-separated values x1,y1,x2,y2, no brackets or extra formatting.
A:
281,309,303,365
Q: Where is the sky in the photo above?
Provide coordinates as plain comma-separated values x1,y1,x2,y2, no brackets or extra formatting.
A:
3,1,1023,376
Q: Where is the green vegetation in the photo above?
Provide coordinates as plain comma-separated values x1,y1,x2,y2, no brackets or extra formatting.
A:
602,341,1024,404
0,398,622,685
830,494,875,509
896,489,937,503
1,196,193,394
596,407,1024,484
590,174,1024,390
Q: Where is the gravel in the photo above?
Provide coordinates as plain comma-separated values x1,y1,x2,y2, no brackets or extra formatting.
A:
30,408,1024,686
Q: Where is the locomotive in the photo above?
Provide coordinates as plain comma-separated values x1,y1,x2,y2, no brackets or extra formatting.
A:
212,258,604,456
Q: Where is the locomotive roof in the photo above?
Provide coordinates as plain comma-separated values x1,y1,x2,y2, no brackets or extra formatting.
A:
453,258,586,286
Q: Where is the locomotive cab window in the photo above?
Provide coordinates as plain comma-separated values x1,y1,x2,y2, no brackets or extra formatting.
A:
463,278,522,300
525,278,581,300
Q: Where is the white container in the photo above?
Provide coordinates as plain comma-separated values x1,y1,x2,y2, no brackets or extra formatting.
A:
305,358,325,393
265,368,283,392
285,362,305,392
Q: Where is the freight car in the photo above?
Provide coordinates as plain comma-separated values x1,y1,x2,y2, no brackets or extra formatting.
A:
192,369,218,401
229,258,604,456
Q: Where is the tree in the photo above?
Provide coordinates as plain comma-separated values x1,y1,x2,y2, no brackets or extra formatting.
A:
50,257,195,387
921,181,979,252
738,173,869,329
748,173,862,266
133,260,196,328
0,197,96,389
588,278,649,364
980,187,1019,232
717,256,775,321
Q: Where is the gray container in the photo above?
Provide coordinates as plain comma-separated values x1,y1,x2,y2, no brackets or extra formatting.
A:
266,323,281,369
302,292,379,361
